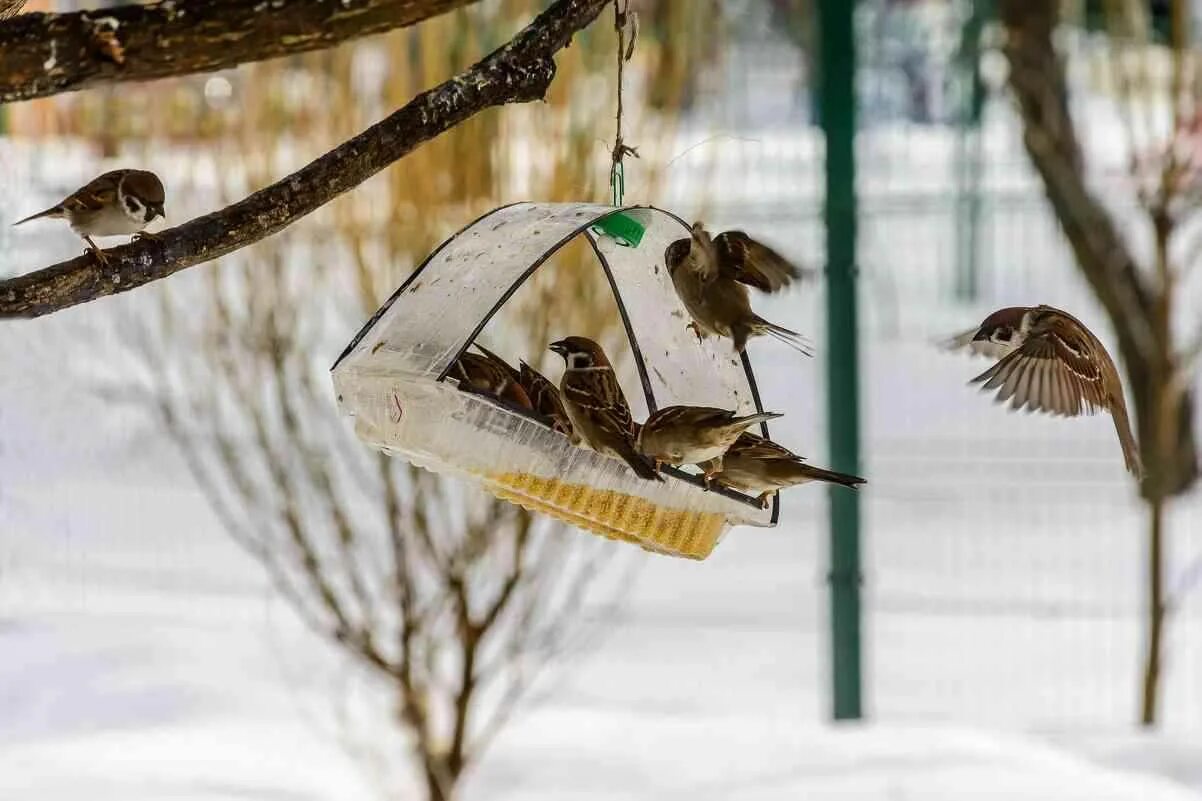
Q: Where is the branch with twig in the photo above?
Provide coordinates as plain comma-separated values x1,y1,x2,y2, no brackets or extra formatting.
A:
0,0,481,104
0,0,609,319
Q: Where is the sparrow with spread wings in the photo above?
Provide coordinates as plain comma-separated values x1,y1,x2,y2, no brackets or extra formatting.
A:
945,305,1143,479
664,222,813,355
636,405,782,478
703,432,866,508
549,336,662,481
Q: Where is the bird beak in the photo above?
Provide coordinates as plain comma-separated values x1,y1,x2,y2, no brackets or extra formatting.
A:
548,340,568,357
972,329,989,342
155,204,166,220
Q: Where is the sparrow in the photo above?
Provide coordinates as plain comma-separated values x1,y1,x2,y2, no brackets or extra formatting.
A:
664,222,813,355
0,0,26,19
449,348,534,411
13,169,166,266
548,336,662,482
519,360,575,439
945,305,1143,478
703,432,867,508
635,404,782,478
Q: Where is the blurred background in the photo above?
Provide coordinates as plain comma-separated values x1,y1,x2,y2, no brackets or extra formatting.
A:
2,0,1202,798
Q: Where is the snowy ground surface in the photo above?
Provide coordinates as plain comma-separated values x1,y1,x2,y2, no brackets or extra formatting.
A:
4,111,1202,798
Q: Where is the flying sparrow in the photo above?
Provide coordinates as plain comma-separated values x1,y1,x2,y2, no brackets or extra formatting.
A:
664,222,812,355
0,0,26,19
13,169,166,266
519,360,575,440
945,305,1143,478
548,336,662,482
450,349,534,412
703,432,866,508
636,404,782,478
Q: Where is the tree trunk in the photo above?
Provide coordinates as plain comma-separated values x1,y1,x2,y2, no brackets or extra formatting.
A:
423,759,457,801
1141,493,1167,726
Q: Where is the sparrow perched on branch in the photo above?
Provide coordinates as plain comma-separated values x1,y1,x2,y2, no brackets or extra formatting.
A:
0,0,26,19
549,336,662,482
13,169,166,266
450,348,533,412
665,222,813,355
636,404,782,477
945,305,1143,479
703,432,866,508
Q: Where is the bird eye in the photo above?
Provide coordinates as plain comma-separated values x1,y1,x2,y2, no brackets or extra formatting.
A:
995,328,1012,342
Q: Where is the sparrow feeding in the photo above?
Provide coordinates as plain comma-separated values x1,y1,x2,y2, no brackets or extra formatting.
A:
13,169,166,266
703,432,866,508
664,222,812,355
519,360,575,439
549,336,662,482
946,305,1143,479
636,404,782,477
450,348,534,412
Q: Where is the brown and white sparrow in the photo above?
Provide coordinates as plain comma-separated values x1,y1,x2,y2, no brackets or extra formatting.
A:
945,305,1143,478
664,222,812,355
636,404,782,477
519,360,575,439
0,0,26,19
703,432,866,508
549,336,662,482
450,349,534,412
13,169,166,266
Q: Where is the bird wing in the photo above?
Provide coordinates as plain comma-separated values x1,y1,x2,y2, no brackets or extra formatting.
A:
970,321,1107,417
729,432,805,463
714,231,805,293
473,343,521,383
520,361,572,427
562,369,636,438
643,405,732,431
61,171,123,215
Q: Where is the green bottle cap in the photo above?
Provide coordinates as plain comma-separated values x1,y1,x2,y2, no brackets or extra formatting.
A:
590,211,646,248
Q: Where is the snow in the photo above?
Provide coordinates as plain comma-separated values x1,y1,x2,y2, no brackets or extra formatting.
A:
4,106,1202,799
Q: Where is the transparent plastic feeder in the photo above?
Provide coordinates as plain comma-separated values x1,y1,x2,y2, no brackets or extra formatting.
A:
331,202,779,560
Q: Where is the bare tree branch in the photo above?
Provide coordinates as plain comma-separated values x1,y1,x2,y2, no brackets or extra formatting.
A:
0,0,480,104
0,0,609,319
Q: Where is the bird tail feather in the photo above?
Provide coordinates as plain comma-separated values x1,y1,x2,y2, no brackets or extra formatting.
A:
753,316,814,357
798,464,867,489
730,411,783,428
12,206,64,226
1111,404,1144,480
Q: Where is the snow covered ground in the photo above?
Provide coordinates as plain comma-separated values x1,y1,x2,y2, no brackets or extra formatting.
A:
4,110,1202,797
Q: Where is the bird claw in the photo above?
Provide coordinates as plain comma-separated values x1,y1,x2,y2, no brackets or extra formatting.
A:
132,230,161,243
686,321,704,343
88,247,110,267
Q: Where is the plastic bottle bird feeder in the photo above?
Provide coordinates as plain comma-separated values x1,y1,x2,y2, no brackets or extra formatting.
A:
331,202,780,560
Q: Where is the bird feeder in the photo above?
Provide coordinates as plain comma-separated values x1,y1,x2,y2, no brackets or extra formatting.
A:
331,202,779,560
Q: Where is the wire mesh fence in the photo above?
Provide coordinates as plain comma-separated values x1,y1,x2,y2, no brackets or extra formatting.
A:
657,0,1202,731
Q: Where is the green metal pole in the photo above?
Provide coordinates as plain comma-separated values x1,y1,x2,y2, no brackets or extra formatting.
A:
818,0,862,721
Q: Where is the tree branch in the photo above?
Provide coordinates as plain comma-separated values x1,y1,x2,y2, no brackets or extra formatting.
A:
0,0,609,319
0,0,481,104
